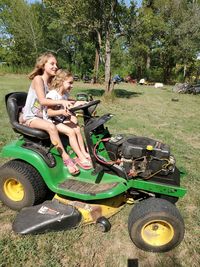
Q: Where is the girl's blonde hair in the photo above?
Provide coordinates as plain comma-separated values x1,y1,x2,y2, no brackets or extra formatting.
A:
28,52,56,80
50,69,73,90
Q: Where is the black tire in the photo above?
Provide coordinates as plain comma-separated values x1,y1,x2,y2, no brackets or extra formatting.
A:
96,216,111,232
0,160,48,210
128,198,185,252
158,195,178,204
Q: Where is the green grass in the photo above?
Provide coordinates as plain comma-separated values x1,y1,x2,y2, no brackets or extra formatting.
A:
0,74,200,267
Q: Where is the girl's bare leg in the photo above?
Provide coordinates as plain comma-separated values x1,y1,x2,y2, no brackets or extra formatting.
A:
70,116,90,158
29,118,79,173
56,122,88,162
74,126,90,158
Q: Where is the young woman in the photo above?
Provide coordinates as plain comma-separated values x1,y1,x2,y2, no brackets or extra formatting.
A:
22,52,80,175
43,69,92,169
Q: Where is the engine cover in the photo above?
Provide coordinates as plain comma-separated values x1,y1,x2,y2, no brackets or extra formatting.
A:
121,137,170,159
121,137,175,178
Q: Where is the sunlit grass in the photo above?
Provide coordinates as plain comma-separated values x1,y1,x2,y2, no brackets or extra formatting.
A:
0,74,200,267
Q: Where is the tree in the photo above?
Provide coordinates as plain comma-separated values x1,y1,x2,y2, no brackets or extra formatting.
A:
0,0,44,66
173,0,200,80
127,0,200,83
44,0,129,93
128,2,165,80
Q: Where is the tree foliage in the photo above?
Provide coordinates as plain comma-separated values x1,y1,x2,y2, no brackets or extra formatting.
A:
0,0,199,84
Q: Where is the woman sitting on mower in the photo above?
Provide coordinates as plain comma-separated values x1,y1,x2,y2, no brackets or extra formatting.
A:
43,69,92,170
21,52,80,175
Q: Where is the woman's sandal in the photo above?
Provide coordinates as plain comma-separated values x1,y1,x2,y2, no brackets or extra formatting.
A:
63,158,80,175
75,158,92,170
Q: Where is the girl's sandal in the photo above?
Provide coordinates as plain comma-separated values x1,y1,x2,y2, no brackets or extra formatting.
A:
86,156,92,161
83,153,92,162
75,158,92,170
63,158,80,175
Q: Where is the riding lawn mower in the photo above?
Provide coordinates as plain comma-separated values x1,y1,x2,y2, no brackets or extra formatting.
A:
0,92,187,252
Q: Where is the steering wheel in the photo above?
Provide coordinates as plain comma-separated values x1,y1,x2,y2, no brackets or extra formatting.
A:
69,100,100,113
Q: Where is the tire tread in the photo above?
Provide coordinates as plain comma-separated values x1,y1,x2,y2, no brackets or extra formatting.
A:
0,160,48,207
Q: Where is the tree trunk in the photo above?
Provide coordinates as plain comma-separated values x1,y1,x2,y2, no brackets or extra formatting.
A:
93,48,100,83
93,30,101,83
183,64,187,80
146,54,151,69
163,65,172,84
105,29,112,93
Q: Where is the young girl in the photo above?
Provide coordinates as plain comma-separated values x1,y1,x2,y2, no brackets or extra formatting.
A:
22,52,80,175
44,69,92,169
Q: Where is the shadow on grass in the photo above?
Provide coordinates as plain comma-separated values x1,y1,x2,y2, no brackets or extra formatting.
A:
84,89,105,97
114,89,142,98
81,88,142,99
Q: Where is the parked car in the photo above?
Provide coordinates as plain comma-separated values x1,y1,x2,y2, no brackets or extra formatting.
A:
112,74,123,84
73,75,80,81
82,75,91,83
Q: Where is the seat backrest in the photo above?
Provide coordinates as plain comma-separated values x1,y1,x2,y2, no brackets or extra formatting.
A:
5,92,49,140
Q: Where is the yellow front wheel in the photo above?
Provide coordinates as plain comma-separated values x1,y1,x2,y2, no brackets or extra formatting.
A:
128,198,185,252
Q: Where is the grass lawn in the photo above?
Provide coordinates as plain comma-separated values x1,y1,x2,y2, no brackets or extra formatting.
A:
0,74,200,267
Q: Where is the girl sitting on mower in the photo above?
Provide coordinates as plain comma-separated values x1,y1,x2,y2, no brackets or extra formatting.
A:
21,52,80,175
43,69,92,170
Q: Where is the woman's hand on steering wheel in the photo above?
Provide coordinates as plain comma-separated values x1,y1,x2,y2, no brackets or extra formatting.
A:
69,99,100,113
74,100,88,107
60,100,74,110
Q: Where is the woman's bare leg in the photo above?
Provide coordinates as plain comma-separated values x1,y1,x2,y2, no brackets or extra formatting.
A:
29,118,79,173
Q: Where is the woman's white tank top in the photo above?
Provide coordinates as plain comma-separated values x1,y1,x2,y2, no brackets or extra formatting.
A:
23,82,48,120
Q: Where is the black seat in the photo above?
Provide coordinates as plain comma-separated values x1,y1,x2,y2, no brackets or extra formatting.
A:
6,92,49,140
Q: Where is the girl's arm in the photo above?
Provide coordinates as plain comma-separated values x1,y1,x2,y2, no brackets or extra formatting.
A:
47,106,70,117
33,76,71,108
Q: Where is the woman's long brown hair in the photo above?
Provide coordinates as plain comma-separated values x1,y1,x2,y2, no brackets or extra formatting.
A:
28,52,56,80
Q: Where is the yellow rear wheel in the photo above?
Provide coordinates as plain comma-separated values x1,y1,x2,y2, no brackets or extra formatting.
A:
4,178,24,201
141,220,174,246
128,198,184,252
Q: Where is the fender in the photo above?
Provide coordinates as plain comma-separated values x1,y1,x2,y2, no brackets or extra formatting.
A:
0,140,64,191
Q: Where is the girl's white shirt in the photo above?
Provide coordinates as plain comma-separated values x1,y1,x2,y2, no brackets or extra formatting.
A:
43,89,69,122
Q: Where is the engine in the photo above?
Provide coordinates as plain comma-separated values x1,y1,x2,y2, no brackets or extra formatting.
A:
105,135,176,179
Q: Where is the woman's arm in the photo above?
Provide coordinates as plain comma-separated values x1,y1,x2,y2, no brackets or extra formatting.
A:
73,100,88,107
